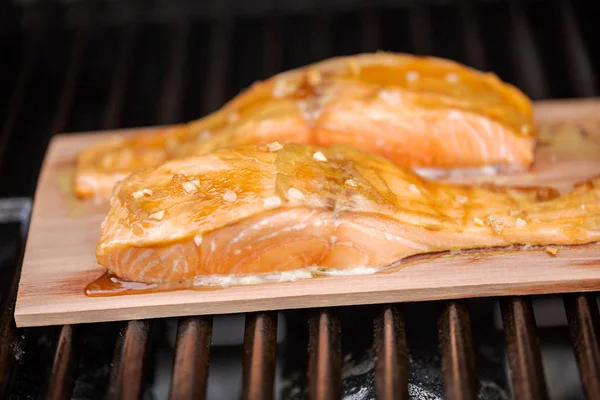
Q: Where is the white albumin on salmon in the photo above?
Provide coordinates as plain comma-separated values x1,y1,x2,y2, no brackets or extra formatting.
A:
96,143,600,284
76,52,535,200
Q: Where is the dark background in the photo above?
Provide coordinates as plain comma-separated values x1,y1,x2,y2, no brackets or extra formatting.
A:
1,0,599,399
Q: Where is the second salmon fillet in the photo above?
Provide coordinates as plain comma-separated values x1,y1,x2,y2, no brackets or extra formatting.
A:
77,52,535,200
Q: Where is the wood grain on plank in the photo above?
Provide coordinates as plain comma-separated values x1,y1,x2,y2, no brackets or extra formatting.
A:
14,99,600,327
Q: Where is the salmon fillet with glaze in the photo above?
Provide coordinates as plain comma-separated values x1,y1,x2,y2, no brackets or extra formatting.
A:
77,52,535,199
97,143,599,284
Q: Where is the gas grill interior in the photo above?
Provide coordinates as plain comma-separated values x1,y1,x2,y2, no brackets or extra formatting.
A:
1,0,599,399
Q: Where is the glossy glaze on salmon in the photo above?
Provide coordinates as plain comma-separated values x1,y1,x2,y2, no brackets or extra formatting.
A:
96,144,599,284
76,52,535,200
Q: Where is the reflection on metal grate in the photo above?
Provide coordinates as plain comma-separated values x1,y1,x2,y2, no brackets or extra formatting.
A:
500,297,548,399
0,0,600,399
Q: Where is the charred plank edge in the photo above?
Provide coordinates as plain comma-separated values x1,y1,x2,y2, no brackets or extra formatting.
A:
500,296,549,400
564,293,600,399
168,316,213,400
438,301,477,400
308,309,341,400
373,305,409,400
106,320,153,400
242,312,278,400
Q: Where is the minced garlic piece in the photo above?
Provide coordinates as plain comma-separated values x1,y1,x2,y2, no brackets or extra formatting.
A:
473,217,484,226
307,69,322,86
263,196,282,209
516,218,527,227
313,151,327,162
348,60,360,76
194,234,203,246
266,142,283,152
406,71,419,81
545,246,559,256
182,181,198,194
408,184,420,195
223,190,237,202
149,210,165,220
132,188,153,199
487,215,505,234
287,187,304,200
345,179,357,188
455,195,468,204
445,72,459,83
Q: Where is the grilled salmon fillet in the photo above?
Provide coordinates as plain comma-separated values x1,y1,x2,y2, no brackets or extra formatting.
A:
97,143,599,284
77,52,535,199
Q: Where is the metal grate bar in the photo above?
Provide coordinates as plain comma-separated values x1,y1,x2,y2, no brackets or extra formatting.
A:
563,294,600,399
311,11,332,61
158,20,191,125
308,309,342,400
360,7,381,52
458,0,486,70
438,301,477,400
168,316,213,400
107,320,153,399
262,15,284,78
45,325,81,400
373,305,409,400
508,0,548,99
202,17,234,114
103,11,140,130
409,1,433,55
242,312,278,400
500,297,548,400
0,34,40,164
50,6,91,135
554,0,598,97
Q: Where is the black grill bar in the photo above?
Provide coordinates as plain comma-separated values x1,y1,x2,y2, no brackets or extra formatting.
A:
103,10,139,130
409,1,433,55
262,15,283,78
158,19,191,125
500,297,548,400
564,294,600,399
107,320,153,399
553,0,598,97
438,301,477,400
242,312,278,400
508,0,548,100
360,6,381,53
168,316,213,400
373,305,409,400
308,309,342,400
50,5,91,135
311,11,332,62
203,17,234,114
0,34,40,164
45,325,81,400
458,0,486,70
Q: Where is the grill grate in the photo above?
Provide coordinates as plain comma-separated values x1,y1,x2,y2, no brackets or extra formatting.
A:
1,0,600,399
